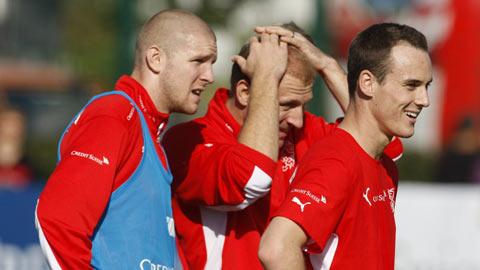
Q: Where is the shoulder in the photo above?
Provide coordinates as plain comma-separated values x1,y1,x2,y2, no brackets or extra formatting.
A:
297,133,354,179
162,118,209,160
299,112,339,144
300,131,368,180
306,132,355,162
163,112,232,148
291,133,357,199
76,93,138,128
163,118,206,144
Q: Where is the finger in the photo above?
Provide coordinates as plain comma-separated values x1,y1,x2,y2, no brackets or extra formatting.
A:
231,55,247,69
259,26,293,38
279,35,301,48
260,31,270,43
270,33,279,46
254,26,266,33
249,35,259,44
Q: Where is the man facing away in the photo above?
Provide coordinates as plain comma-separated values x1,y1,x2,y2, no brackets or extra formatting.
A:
259,22,432,270
162,23,403,269
35,9,217,269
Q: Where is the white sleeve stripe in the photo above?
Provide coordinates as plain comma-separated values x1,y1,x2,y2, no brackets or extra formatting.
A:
201,207,227,270
35,201,63,270
244,166,272,198
309,233,339,270
208,166,272,212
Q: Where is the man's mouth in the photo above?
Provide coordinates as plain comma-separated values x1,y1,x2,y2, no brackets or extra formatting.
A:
405,110,420,120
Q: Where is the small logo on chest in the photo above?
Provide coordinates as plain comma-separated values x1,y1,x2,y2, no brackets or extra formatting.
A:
363,187,372,206
362,187,396,213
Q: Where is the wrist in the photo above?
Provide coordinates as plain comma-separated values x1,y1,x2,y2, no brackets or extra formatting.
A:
252,69,284,82
317,56,346,78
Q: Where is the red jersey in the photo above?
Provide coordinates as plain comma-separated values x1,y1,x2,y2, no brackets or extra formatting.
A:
275,128,398,270
36,75,169,269
164,89,355,269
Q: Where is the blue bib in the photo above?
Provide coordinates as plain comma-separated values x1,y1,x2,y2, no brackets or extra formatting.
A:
58,91,177,270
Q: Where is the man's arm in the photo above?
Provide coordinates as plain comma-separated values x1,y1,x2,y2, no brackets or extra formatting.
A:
164,127,276,210
258,217,308,270
36,115,128,269
232,32,288,159
256,26,349,112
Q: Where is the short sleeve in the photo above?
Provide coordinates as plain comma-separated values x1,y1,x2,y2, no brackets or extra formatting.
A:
274,151,352,251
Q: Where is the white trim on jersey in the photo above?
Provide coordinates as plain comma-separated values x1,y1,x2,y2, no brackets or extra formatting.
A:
309,233,339,270
209,166,272,211
392,153,403,162
35,201,62,270
200,207,227,270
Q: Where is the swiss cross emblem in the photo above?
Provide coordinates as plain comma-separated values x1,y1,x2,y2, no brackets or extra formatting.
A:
281,156,295,172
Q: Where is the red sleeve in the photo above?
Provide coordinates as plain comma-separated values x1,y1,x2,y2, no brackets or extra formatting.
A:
274,146,352,251
163,122,276,211
36,115,128,269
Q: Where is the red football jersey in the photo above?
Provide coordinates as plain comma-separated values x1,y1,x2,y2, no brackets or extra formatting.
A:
36,75,169,269
275,128,398,270
163,89,341,269
163,89,403,269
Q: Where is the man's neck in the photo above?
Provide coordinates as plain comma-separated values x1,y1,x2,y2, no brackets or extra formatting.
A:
225,96,246,126
131,70,170,114
339,103,391,160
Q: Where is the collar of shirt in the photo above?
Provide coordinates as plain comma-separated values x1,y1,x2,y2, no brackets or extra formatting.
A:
114,75,169,137
206,88,241,137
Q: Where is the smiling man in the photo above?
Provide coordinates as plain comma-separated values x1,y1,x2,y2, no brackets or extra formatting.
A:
259,23,432,270
35,9,216,269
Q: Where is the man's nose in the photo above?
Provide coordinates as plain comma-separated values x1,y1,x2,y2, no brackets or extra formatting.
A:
286,107,304,129
415,87,430,108
201,64,214,84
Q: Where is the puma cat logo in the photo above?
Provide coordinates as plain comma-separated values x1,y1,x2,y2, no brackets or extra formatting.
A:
292,196,311,212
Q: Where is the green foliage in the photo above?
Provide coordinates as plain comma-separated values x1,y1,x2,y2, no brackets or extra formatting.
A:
26,138,58,181
168,0,247,26
61,0,118,87
397,151,437,182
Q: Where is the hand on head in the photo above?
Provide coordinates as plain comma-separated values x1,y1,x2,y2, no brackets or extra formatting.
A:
255,25,330,72
231,32,288,81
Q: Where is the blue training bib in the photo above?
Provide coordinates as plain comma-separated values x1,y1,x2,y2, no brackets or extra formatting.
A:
59,91,177,270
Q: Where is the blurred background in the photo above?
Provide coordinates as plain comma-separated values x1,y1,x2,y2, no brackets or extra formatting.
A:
0,0,479,269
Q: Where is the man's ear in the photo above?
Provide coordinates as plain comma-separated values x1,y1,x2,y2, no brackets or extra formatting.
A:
357,70,376,98
145,45,166,74
235,79,250,107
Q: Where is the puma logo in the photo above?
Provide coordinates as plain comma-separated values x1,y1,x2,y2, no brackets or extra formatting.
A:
292,196,311,212
363,187,372,206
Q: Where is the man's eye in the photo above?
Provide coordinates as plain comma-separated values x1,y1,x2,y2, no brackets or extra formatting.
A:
280,103,297,110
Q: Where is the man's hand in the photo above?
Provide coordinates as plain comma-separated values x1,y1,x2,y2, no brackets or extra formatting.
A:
232,32,288,82
256,26,333,72
255,25,349,112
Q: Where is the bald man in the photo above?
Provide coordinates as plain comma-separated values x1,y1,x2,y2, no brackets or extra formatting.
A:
36,9,216,269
